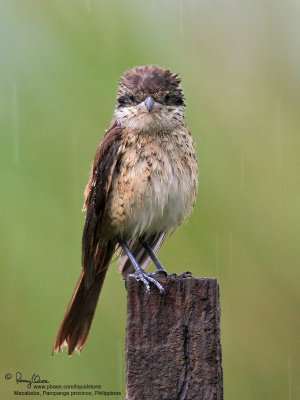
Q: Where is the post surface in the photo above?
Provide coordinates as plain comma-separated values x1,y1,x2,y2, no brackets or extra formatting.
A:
126,274,223,400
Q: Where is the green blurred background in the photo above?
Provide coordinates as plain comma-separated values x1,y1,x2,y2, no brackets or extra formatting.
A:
1,0,299,399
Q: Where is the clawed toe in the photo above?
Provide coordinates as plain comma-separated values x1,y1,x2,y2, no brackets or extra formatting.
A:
127,272,165,294
145,273,165,293
120,239,166,294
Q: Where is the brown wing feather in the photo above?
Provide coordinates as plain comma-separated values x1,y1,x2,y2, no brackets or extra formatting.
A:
53,121,123,355
82,120,123,287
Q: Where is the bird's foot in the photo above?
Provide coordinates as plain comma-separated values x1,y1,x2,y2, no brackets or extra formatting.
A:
128,270,165,294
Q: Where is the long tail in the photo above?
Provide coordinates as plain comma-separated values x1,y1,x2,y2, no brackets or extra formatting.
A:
52,268,108,355
52,239,117,355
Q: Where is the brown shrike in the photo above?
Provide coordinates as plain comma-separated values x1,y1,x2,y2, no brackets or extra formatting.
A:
52,65,198,355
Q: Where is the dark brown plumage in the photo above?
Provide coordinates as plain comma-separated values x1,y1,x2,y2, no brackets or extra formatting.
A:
119,65,182,96
53,122,122,355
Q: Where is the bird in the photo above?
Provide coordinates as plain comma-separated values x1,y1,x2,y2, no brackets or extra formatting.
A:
52,65,198,355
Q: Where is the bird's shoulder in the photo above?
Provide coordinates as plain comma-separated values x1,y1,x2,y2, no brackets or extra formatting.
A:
83,120,123,212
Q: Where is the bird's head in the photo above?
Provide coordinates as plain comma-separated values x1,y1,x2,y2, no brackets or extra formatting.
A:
115,65,185,132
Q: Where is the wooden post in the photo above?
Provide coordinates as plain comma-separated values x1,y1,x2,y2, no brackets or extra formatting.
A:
125,273,223,400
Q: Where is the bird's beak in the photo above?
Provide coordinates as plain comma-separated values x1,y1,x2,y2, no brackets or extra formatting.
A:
144,96,155,112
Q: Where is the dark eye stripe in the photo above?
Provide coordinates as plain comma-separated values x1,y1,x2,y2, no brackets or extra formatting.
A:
118,93,184,108
158,94,184,106
166,94,184,106
117,94,138,107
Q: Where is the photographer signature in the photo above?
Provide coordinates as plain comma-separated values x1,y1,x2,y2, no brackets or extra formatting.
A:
15,372,49,388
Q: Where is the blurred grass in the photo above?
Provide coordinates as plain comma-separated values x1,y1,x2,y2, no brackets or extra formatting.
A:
1,0,299,399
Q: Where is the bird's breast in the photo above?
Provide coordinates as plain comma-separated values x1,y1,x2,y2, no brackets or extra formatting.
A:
106,130,198,238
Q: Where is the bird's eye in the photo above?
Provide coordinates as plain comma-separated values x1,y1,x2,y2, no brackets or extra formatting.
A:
164,94,171,103
163,93,184,106
118,94,138,107
126,94,136,103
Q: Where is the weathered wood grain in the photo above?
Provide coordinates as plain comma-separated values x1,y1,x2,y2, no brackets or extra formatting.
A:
126,273,223,400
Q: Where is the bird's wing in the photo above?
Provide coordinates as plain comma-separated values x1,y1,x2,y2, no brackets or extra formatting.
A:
82,120,123,287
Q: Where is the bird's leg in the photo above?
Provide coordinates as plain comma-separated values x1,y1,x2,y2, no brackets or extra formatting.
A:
119,239,165,293
139,239,167,274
